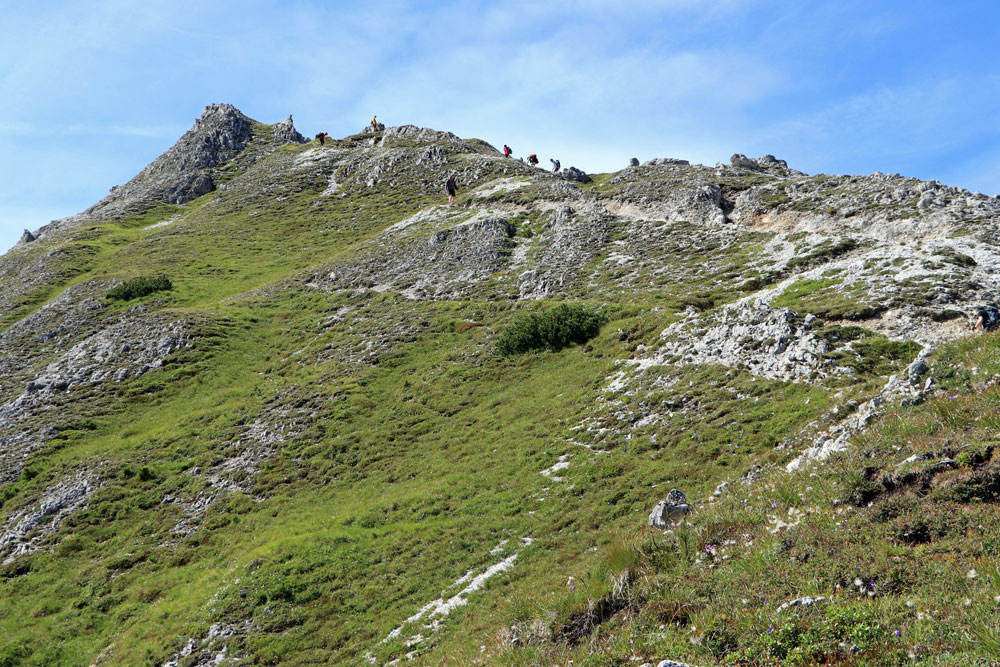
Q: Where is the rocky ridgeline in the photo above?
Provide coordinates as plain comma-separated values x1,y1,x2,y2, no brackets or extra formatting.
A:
88,103,305,215
47,104,305,235
302,144,1000,343
0,105,308,331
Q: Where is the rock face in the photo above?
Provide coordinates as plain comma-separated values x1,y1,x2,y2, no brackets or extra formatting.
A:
656,301,833,383
83,103,305,219
517,203,610,299
166,172,215,204
604,169,725,225
271,114,304,143
17,229,35,246
320,210,519,299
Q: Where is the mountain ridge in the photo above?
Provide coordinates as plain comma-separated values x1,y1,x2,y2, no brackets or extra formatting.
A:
1,105,999,665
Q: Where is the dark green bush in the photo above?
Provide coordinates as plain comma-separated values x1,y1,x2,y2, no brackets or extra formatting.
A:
0,641,30,667
496,304,603,356
106,275,172,301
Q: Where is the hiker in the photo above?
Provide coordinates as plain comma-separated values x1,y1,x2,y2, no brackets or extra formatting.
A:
550,158,561,172
314,132,328,145
503,144,512,158
528,154,539,167
971,304,1000,332
446,174,457,203
370,115,379,130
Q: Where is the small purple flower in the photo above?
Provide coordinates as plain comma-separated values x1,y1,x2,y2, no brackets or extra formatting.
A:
767,628,773,633
894,630,902,637
771,502,777,508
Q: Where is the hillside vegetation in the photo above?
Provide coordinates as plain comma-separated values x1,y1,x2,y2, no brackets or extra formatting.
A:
1,104,999,666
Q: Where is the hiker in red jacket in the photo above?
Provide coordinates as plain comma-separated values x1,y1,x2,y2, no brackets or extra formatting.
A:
528,154,538,167
503,144,512,158
315,132,328,145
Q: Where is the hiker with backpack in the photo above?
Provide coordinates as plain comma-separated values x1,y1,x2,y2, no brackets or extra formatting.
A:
314,132,328,145
550,158,560,172
971,304,1000,332
503,145,512,158
528,154,539,168
446,174,457,204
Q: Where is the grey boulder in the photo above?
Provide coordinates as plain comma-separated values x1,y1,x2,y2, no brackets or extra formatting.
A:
643,157,690,167
560,166,591,183
730,153,759,169
648,489,690,527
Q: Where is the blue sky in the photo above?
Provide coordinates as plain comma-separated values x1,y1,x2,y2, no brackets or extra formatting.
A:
2,0,1000,251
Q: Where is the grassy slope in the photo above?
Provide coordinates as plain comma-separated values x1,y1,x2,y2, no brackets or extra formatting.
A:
497,331,1000,667
0,134,954,666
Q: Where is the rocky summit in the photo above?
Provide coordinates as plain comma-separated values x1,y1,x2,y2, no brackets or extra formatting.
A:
2,104,1000,666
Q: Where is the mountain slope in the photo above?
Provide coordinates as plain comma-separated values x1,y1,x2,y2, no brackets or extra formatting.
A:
0,105,999,666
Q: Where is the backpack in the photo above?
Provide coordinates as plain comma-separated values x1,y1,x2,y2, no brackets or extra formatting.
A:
984,306,1000,331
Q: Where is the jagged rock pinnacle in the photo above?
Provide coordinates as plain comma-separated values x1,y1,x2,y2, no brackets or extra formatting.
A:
271,114,305,144
84,104,305,219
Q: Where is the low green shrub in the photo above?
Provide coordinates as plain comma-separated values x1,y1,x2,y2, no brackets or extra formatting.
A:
106,275,172,301
496,304,603,355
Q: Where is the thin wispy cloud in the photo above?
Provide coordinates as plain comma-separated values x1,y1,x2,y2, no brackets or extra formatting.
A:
749,74,1000,180
64,124,187,139
2,0,1000,250
0,123,185,138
